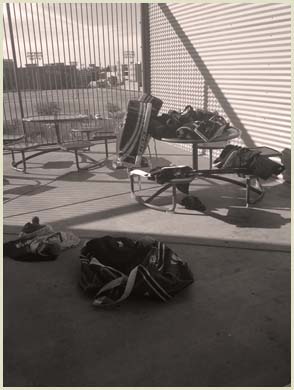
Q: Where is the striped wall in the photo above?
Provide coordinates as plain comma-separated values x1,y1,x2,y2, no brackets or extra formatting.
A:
148,3,291,151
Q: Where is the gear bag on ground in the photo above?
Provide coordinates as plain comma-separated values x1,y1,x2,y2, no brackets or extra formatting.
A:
79,235,194,307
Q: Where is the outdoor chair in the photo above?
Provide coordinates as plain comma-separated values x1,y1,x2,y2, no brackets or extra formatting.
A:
3,134,25,145
4,137,113,173
66,117,118,171
112,93,163,170
120,97,283,212
129,142,283,212
3,116,118,173
130,166,264,212
113,101,154,170
3,140,61,173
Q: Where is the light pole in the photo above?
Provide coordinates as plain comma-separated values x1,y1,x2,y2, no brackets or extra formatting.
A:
26,51,43,66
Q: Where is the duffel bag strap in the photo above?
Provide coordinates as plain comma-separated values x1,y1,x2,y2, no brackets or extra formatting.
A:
93,263,172,307
89,256,125,278
137,265,172,301
93,266,139,307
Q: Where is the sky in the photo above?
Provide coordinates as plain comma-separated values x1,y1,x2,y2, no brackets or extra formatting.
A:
3,3,142,69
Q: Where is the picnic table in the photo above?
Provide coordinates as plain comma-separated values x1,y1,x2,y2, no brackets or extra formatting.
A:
158,126,241,170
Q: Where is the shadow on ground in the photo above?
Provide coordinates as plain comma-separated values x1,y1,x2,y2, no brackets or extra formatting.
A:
3,227,291,387
3,184,56,197
42,161,74,169
206,207,290,229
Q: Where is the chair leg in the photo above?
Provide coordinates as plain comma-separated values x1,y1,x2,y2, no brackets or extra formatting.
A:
209,150,213,169
171,184,178,212
245,176,264,207
104,139,109,158
130,173,136,196
147,145,152,167
246,177,251,207
138,176,142,191
153,139,158,160
21,151,27,173
11,150,16,165
86,133,91,151
74,150,80,171
192,144,199,170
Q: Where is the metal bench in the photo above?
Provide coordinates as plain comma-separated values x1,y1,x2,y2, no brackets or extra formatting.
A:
60,140,108,171
129,146,282,212
3,142,61,173
71,127,116,157
4,132,117,173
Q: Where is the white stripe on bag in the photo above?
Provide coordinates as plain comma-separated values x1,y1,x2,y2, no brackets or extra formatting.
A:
120,103,145,155
138,265,171,301
94,266,139,306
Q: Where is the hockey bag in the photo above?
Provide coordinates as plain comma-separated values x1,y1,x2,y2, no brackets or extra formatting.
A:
114,94,163,168
79,235,194,307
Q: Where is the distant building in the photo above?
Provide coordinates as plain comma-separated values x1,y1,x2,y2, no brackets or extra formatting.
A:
25,63,38,68
3,59,16,91
3,60,142,91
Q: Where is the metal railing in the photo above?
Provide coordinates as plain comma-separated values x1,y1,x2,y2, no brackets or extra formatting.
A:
3,3,144,143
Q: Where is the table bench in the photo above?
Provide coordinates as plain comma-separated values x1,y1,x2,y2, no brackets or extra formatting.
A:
4,123,116,173
4,138,116,173
3,134,25,145
61,137,115,171
71,127,116,158
129,146,282,212
157,126,241,170
3,142,61,173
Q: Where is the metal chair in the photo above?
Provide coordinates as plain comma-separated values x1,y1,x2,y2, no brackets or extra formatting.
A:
129,147,283,212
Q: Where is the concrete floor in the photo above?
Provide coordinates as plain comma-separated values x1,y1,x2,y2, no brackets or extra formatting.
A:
3,141,291,386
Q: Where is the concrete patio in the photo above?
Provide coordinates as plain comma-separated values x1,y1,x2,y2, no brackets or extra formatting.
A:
3,140,291,248
3,140,291,386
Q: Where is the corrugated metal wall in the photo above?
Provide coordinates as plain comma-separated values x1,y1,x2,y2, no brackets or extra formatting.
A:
149,3,291,151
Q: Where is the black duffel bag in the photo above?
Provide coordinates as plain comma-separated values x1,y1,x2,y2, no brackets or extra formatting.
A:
79,236,194,307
